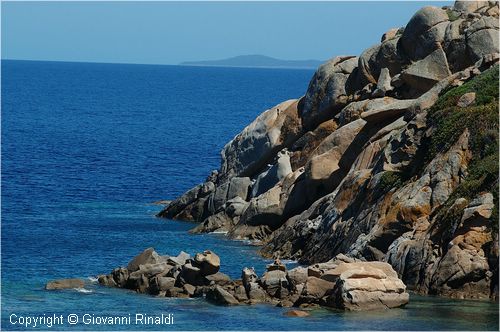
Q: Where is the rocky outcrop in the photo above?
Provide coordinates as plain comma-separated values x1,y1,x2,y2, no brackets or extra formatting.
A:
45,278,85,290
98,248,408,311
220,99,301,181
158,1,499,301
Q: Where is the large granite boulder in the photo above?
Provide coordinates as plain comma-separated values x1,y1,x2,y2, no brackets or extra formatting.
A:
327,263,409,310
127,248,162,272
129,262,171,280
225,197,250,218
337,97,396,126
466,17,500,62
301,56,358,130
298,276,335,304
261,269,290,298
289,120,337,169
454,1,489,14
189,211,233,234
401,47,452,93
206,285,239,305
227,177,252,201
236,185,283,230
305,119,366,182
211,181,231,213
443,18,472,72
149,276,176,294
401,6,449,60
357,36,409,88
194,250,220,276
167,251,191,266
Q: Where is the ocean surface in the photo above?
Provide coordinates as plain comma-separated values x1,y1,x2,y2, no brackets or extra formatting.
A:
1,60,498,331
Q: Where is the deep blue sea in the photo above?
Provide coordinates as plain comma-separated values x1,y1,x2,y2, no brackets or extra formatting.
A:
1,60,498,331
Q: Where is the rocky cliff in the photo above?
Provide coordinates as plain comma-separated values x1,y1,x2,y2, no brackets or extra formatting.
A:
158,1,500,300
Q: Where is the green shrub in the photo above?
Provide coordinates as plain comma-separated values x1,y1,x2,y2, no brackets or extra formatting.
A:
433,64,499,110
426,103,498,163
378,171,404,193
427,65,499,236
446,8,460,22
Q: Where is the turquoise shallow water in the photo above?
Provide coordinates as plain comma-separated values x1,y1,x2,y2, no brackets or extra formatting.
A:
2,60,498,330
2,202,499,331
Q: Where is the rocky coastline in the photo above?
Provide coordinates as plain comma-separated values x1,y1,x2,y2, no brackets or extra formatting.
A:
46,0,499,312
157,1,500,301
93,248,409,311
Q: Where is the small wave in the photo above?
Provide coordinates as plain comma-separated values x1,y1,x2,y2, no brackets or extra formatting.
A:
87,276,98,283
74,288,93,294
280,259,298,264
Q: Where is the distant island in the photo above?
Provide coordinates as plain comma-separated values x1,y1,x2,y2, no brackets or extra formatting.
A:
180,55,323,69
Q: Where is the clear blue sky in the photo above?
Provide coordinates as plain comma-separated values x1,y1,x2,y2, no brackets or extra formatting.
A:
2,1,451,65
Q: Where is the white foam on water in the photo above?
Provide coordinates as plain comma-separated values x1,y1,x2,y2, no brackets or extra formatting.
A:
87,276,98,283
74,288,93,293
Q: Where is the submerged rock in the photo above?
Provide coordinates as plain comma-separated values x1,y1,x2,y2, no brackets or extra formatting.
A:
284,310,310,317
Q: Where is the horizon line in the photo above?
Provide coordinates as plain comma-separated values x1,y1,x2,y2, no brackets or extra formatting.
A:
1,58,322,70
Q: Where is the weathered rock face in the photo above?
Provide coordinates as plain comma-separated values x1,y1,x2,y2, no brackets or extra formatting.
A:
220,99,302,181
158,1,499,301
400,48,452,93
251,150,292,197
301,56,358,130
466,17,500,63
322,262,409,310
158,180,215,221
189,211,234,234
97,249,408,310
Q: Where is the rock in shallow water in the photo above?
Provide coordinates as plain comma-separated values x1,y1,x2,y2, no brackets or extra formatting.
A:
326,262,409,310
194,250,221,276
284,310,310,317
127,247,161,272
45,278,85,290
206,285,239,305
92,248,409,311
